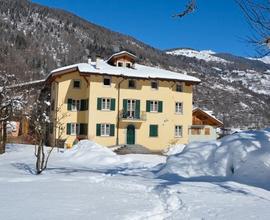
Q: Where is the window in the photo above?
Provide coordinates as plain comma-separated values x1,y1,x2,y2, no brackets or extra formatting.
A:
150,101,158,112
151,81,158,90
175,102,183,114
97,98,115,111
175,126,182,137
118,62,123,67
71,123,77,135
191,128,201,135
71,100,80,111
68,99,88,111
149,125,158,137
73,80,81,89
126,63,131,68
102,98,111,110
146,100,163,113
103,77,111,86
128,80,136,89
205,128,210,135
66,123,88,136
101,124,110,136
96,124,115,137
176,83,183,92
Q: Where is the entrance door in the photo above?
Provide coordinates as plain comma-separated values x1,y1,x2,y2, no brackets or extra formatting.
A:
127,125,135,145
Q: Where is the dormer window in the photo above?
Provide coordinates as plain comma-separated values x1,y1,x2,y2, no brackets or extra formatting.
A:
107,51,137,67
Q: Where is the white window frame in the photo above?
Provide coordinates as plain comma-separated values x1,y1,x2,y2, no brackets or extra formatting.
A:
175,125,183,138
151,81,158,90
73,80,81,89
176,83,183,92
70,123,77,136
101,124,110,137
127,99,136,118
71,99,80,111
150,100,158,112
175,102,183,114
101,98,111,110
103,77,111,87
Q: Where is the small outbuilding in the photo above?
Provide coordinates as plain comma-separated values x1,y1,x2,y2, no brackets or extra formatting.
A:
189,108,223,142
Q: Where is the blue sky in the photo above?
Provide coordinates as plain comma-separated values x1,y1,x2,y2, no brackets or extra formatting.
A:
31,0,255,56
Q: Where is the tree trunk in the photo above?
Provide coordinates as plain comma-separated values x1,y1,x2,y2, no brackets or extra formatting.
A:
0,121,7,154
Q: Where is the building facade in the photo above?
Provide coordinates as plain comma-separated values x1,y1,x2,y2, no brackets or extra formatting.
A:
46,51,200,152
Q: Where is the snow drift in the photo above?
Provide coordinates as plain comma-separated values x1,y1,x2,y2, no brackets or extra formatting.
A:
158,129,270,189
63,140,131,166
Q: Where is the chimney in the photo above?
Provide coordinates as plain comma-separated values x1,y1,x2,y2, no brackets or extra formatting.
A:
88,56,92,64
96,56,102,69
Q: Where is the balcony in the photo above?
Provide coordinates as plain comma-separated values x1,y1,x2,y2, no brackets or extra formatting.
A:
119,110,147,122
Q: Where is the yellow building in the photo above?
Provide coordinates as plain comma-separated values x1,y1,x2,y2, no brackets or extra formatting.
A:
46,51,200,152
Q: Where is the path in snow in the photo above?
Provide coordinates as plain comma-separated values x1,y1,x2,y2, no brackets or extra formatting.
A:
1,144,270,219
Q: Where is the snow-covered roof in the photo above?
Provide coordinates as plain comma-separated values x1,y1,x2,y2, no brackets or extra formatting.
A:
193,107,223,126
48,59,201,83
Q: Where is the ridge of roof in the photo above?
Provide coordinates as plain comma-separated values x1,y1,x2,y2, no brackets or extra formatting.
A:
48,60,201,83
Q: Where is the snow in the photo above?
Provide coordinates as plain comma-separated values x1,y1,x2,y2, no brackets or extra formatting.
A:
1,133,270,219
249,55,270,64
158,128,270,189
49,60,201,83
163,144,186,156
167,49,230,64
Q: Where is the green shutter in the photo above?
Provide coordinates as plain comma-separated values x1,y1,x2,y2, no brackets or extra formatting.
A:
86,99,89,110
111,99,116,111
97,98,102,110
135,100,140,119
158,101,163,113
80,99,86,111
150,125,158,137
96,124,101,136
79,124,88,135
146,100,151,112
123,99,128,113
67,123,71,135
110,124,115,136
67,99,72,111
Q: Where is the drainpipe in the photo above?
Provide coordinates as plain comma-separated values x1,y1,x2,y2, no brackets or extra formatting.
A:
116,77,125,146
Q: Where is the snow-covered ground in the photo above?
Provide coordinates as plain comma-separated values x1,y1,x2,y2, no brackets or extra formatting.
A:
1,130,270,220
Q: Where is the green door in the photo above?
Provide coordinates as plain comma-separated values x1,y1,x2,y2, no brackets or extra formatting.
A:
127,125,135,145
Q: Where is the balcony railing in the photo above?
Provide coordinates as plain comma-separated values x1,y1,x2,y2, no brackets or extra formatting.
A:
119,110,147,121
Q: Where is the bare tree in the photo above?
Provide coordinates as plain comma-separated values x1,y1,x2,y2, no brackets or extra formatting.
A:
31,88,68,174
236,0,270,55
173,0,197,18
0,74,23,154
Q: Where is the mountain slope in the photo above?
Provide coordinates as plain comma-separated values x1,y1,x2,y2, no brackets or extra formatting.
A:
0,0,269,128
